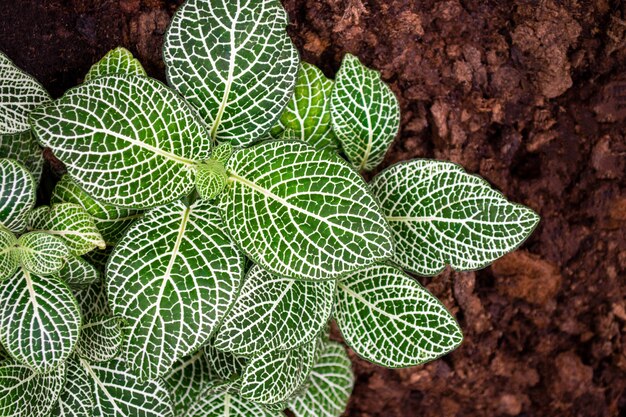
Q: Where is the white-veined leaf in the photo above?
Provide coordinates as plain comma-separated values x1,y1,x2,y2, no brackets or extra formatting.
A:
28,203,105,256
16,231,68,275
330,54,400,171
82,247,112,273
215,265,334,355
271,63,337,150
52,175,143,245
54,255,100,289
0,158,35,233
31,74,212,209
370,160,541,275
164,351,214,416
0,268,81,372
0,130,44,183
108,200,244,381
164,0,299,146
289,341,353,417
0,226,18,280
51,357,94,417
218,140,393,280
0,51,51,134
186,381,286,417
74,281,111,320
85,47,147,81
204,342,247,381
195,160,228,201
0,360,65,417
76,316,123,363
334,263,462,367
79,357,174,417
241,341,316,407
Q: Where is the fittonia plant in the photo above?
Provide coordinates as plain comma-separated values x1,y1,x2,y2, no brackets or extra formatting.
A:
0,0,539,416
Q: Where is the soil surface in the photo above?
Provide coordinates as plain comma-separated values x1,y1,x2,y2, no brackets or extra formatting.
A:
2,1,626,416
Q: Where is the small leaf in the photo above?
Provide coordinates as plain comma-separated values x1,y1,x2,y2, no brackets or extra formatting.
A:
52,175,143,245
0,360,65,417
31,75,212,209
28,203,106,255
85,47,147,81
163,351,213,415
54,255,100,289
51,357,94,417
164,0,299,146
210,143,233,165
204,342,248,382
272,63,337,151
330,54,400,171
0,226,18,280
370,160,541,275
76,316,123,363
0,51,51,134
73,281,111,320
16,231,69,275
215,265,335,355
334,264,463,368
195,160,228,201
0,268,81,372
0,130,44,183
241,341,316,407
218,140,393,280
108,200,244,380
186,381,285,417
0,158,36,233
290,341,353,417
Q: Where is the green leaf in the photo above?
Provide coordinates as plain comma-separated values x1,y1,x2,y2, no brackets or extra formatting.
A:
16,231,69,275
241,341,316,407
334,263,462,367
51,357,94,417
186,381,285,417
218,140,393,280
271,63,337,150
107,200,244,380
290,341,353,417
0,51,51,134
73,281,111,320
0,226,18,280
370,160,541,276
164,0,299,146
31,75,212,209
0,130,44,183
195,160,228,201
76,316,123,363
0,268,81,372
0,360,65,417
330,54,400,171
79,357,174,417
82,247,113,273
204,342,247,381
0,158,36,233
85,47,147,81
215,265,335,355
163,351,213,416
52,175,143,245
54,255,100,289
28,203,106,255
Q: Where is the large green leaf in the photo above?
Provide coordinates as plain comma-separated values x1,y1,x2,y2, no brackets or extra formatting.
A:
164,0,299,146
16,231,69,275
186,381,286,417
108,200,244,381
76,316,123,363
0,130,44,183
52,175,143,245
0,268,81,372
31,75,212,209
0,361,65,417
0,226,18,280
164,351,213,416
51,358,94,417
54,255,100,289
334,264,462,367
28,203,106,256
0,158,35,233
370,160,540,275
0,51,51,134
218,140,393,280
289,341,353,417
85,47,147,82
271,63,337,150
330,54,400,171
79,357,174,417
215,265,334,355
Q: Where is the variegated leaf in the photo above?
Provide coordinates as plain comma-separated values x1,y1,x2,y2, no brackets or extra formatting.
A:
204,342,247,382
76,316,123,363
370,160,540,275
73,281,111,320
0,130,44,183
108,200,244,380
215,265,334,355
164,351,214,415
330,54,400,171
334,264,463,367
54,255,100,289
0,158,35,233
31,75,212,209
186,381,286,417
218,140,393,280
16,231,68,275
51,357,94,417
164,0,299,146
85,47,147,81
0,226,18,280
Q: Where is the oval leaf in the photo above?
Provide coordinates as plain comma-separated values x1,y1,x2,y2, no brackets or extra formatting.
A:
370,160,541,275
0,158,35,233
0,226,18,280
334,264,463,367
164,0,299,146
187,381,285,417
330,54,400,171
76,316,123,363
0,130,44,183
54,255,100,289
51,358,94,417
215,265,335,355
204,342,248,382
85,47,147,81
108,200,244,381
31,75,212,209
163,351,214,416
17,231,69,275
218,140,393,280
